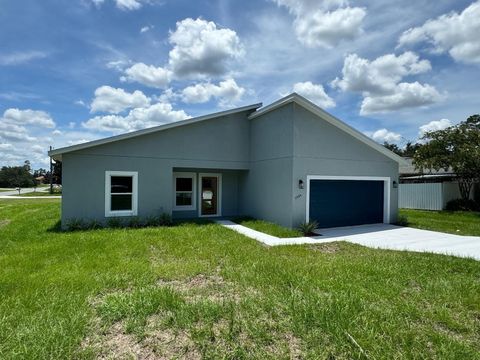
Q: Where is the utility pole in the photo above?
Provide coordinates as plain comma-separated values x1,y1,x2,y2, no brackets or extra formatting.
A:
49,146,53,194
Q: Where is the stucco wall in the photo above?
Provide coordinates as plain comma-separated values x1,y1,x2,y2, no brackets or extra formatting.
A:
290,104,399,227
240,103,295,227
61,111,253,225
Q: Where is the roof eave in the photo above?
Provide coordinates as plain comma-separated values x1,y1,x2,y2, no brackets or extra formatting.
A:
48,102,262,158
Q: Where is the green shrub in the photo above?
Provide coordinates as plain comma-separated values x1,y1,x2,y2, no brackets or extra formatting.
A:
446,199,479,211
88,219,103,230
144,216,160,227
65,218,86,231
107,217,124,228
298,221,319,236
158,213,173,226
128,216,143,228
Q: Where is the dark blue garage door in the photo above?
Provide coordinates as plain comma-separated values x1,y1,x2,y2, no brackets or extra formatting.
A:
309,180,384,228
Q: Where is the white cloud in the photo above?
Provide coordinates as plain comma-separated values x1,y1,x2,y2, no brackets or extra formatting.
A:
74,99,87,107
418,118,452,137
0,110,60,167
106,59,131,72
91,0,143,11
360,82,443,115
121,63,172,88
0,143,13,150
168,18,244,78
366,128,402,143
82,102,190,133
2,108,55,128
332,52,431,94
90,86,151,114
273,0,366,48
181,78,245,106
332,52,443,114
292,81,335,108
398,1,480,64
0,51,48,66
120,18,244,88
140,25,153,33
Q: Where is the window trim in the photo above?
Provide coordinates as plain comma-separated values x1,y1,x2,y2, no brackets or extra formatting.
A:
105,171,138,217
173,172,197,211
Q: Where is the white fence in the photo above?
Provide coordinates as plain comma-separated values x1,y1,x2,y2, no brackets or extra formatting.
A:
399,182,462,210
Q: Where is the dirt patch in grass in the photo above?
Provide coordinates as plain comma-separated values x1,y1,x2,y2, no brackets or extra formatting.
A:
308,242,341,253
0,219,11,228
157,273,247,303
83,319,201,360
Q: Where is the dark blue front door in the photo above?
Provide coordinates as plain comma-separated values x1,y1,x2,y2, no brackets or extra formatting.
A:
309,179,384,228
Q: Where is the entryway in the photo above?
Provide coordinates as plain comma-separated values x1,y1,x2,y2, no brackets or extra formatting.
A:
199,173,222,217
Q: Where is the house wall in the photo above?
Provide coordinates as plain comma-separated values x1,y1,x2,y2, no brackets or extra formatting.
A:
61,111,252,225
240,103,295,227
290,103,399,227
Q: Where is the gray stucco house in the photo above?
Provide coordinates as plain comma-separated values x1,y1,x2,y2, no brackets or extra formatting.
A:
49,93,404,229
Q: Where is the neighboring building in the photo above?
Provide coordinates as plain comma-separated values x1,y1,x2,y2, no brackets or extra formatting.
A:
399,157,478,210
49,94,404,229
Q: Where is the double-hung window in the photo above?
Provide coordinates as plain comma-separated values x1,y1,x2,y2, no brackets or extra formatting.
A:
105,171,138,217
173,172,196,211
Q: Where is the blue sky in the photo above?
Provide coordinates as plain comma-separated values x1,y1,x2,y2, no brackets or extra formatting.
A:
1,0,479,168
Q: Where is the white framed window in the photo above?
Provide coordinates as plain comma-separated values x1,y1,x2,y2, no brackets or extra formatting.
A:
173,172,196,211
105,171,138,217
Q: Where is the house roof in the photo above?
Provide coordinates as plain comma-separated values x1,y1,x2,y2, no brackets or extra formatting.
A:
48,102,262,161
249,93,407,165
399,157,453,175
49,93,406,165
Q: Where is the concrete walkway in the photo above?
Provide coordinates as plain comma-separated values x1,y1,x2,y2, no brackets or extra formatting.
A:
216,220,480,260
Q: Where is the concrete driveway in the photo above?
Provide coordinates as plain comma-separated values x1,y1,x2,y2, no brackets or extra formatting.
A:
314,224,480,260
217,221,480,260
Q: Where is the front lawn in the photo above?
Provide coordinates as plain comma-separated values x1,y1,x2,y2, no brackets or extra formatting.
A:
1,199,479,359
400,208,480,236
233,217,303,238
18,191,62,197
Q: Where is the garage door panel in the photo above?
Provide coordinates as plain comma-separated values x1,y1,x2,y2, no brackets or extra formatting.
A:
309,180,384,228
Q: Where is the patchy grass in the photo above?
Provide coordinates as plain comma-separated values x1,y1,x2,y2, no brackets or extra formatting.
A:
233,217,303,238
400,209,480,236
0,199,479,359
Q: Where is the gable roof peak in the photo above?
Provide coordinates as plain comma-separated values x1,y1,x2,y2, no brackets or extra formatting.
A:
248,93,406,165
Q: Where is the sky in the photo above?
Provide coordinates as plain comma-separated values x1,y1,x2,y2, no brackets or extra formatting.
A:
1,0,479,168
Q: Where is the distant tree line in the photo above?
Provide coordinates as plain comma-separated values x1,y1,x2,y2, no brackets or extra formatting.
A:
382,141,422,157
0,160,61,188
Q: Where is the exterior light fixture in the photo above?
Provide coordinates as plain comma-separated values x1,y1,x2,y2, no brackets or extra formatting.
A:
393,181,398,188
299,179,304,189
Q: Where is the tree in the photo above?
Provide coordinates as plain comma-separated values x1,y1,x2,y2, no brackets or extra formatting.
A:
403,142,422,157
382,141,423,157
383,142,402,155
0,165,36,188
414,115,480,201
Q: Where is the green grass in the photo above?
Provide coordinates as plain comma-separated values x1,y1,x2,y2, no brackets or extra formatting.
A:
233,217,303,238
0,199,479,359
18,191,62,197
400,208,480,236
